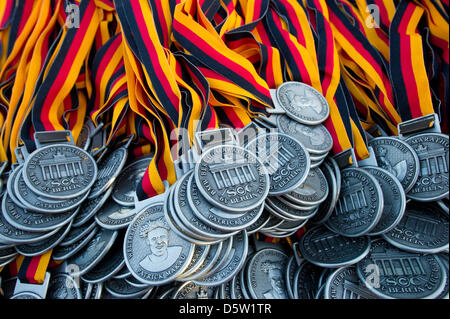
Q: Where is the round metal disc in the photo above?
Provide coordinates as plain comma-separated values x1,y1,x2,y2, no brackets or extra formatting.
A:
275,81,330,125
246,247,289,299
404,133,449,201
356,239,447,299
23,144,97,200
246,132,310,195
88,146,128,199
277,114,333,155
326,167,384,237
363,166,406,236
382,202,449,254
299,226,371,268
369,137,420,193
194,144,270,212
123,202,195,285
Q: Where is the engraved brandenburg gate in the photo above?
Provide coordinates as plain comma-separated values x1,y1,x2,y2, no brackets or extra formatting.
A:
371,251,426,277
261,142,295,174
312,233,356,254
39,152,84,181
209,161,256,190
398,211,439,237
342,280,376,299
416,144,448,176
335,181,367,215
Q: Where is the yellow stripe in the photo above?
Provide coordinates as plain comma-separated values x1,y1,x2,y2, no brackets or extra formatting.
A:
1,0,51,159
33,250,52,283
408,18,434,116
48,9,100,131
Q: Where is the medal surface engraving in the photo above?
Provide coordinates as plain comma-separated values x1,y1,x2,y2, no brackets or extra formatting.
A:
276,82,330,125
194,144,269,212
405,133,449,201
23,144,97,199
124,202,195,285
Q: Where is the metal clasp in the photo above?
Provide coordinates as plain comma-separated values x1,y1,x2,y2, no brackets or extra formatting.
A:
266,89,286,114
398,113,441,138
357,147,378,167
12,272,51,299
34,130,75,149
333,148,358,169
194,128,236,154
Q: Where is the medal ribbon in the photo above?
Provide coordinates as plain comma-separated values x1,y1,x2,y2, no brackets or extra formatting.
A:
389,1,435,121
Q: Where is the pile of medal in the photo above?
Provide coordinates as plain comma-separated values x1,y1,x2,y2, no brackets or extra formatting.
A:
0,82,449,300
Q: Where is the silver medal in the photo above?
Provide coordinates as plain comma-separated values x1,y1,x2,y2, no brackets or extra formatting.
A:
246,132,310,195
405,133,449,201
23,144,97,199
324,266,378,299
14,169,89,214
194,144,270,212
274,82,330,125
382,202,449,254
47,273,82,299
112,157,152,206
67,227,118,276
172,281,215,299
81,232,126,284
369,137,420,192
284,167,329,206
363,166,406,236
95,199,136,230
356,239,447,299
123,201,195,285
246,247,289,299
193,231,248,287
299,226,370,268
1,192,76,233
88,147,128,199
276,114,333,155
14,220,73,256
188,174,264,232
326,167,384,237
52,226,99,261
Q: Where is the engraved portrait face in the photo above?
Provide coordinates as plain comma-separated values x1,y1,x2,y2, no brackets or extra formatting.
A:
147,226,169,257
286,90,322,114
268,268,284,292
138,217,183,272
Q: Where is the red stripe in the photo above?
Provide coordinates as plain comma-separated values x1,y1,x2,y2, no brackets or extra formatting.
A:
94,36,122,107
399,31,421,118
255,23,275,88
154,1,170,48
16,0,34,39
129,0,180,114
0,0,13,27
174,20,271,101
25,256,41,284
375,0,391,29
331,14,393,102
40,1,96,130
270,9,312,85
221,107,245,129
280,0,306,46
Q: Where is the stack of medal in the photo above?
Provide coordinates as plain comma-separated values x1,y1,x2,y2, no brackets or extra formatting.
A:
121,128,267,290
0,0,448,301
251,82,333,239
0,131,98,269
